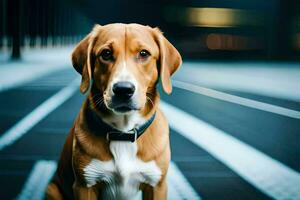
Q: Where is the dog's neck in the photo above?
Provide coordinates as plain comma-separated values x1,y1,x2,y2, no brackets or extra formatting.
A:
97,109,147,132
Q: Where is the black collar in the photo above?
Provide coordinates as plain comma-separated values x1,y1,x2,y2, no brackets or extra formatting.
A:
88,109,156,143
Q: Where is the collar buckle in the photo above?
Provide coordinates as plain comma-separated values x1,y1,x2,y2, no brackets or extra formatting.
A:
106,128,138,142
132,128,138,141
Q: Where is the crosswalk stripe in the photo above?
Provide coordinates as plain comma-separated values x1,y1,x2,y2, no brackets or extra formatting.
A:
173,80,300,119
160,101,300,200
16,160,57,200
168,162,201,200
0,78,80,150
0,64,71,92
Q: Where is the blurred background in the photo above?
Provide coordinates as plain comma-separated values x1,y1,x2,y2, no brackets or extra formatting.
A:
1,0,300,60
0,0,300,200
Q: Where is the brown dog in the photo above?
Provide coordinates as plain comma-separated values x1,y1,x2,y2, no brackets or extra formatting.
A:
46,23,182,200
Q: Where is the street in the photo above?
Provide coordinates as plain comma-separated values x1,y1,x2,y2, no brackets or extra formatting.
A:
0,51,299,199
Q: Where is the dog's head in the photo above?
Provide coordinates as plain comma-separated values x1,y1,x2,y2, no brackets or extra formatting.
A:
72,23,181,115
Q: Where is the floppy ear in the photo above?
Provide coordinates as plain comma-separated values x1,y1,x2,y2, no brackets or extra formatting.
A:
71,30,97,93
153,28,182,94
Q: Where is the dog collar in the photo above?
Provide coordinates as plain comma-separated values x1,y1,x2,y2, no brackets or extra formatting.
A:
106,113,156,142
90,110,156,142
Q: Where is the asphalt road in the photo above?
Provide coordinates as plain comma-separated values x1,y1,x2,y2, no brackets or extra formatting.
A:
0,64,299,200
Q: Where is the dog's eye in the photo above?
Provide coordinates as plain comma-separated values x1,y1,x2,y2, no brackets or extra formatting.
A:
139,50,150,59
100,49,113,61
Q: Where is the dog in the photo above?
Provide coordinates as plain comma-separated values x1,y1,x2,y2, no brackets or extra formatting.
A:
46,23,182,200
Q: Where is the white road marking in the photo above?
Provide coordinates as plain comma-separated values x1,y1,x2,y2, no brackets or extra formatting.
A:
16,160,57,200
0,78,80,150
175,62,300,102
168,162,201,200
160,101,300,200
0,65,69,92
0,48,73,92
173,80,300,120
17,159,200,200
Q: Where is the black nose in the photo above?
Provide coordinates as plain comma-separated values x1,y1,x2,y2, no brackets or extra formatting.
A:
112,81,135,99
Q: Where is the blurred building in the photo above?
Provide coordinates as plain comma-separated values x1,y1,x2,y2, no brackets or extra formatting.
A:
1,0,300,60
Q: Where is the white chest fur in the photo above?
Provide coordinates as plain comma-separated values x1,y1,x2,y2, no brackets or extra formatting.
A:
83,141,162,199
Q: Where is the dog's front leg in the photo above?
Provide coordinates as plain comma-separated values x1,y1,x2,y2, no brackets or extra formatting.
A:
142,179,167,200
73,181,98,200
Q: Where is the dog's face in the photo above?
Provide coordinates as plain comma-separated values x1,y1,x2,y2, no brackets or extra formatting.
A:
72,23,181,114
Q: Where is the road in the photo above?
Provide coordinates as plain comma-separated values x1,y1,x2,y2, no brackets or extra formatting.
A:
0,58,299,200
